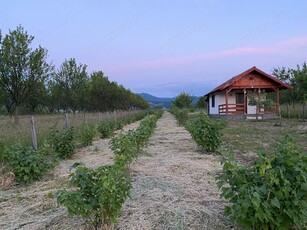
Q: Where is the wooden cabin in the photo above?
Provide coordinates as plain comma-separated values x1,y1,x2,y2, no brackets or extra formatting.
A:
205,66,292,119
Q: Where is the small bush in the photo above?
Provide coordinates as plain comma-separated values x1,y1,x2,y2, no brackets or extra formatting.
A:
56,163,131,229
217,135,307,230
48,128,75,159
187,113,224,152
110,131,139,165
4,142,48,183
110,114,158,165
97,120,118,138
80,124,97,146
171,107,189,126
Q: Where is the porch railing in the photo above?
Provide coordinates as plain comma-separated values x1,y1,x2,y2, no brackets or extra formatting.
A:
218,103,278,114
219,104,244,114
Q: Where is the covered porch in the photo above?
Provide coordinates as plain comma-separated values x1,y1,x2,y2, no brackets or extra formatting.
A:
218,87,280,115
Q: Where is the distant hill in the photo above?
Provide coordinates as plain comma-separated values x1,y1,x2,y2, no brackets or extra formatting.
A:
138,93,174,108
138,93,200,108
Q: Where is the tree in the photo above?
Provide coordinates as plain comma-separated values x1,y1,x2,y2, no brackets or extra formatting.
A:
195,96,208,109
0,26,50,123
248,92,274,120
89,71,111,112
292,62,307,103
172,92,193,109
53,58,88,114
272,67,299,106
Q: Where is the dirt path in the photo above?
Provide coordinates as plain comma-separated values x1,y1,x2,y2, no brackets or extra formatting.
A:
117,112,229,229
0,120,141,230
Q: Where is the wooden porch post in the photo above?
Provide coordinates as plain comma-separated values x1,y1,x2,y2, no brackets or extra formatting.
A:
226,88,232,114
225,89,229,114
243,89,247,114
276,88,280,113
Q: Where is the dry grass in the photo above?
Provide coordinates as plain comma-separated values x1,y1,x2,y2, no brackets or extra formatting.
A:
0,112,230,229
117,112,230,229
0,110,140,147
0,119,141,230
0,165,15,189
3,112,303,229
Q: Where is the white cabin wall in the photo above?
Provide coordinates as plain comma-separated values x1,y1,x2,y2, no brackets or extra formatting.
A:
209,94,218,114
217,93,225,105
227,91,237,104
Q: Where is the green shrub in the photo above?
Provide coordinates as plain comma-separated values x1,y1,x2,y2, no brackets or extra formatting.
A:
97,120,118,138
4,142,49,183
217,135,307,230
48,128,75,159
171,107,189,126
187,113,224,152
56,163,131,229
110,114,158,166
80,124,97,146
110,131,139,165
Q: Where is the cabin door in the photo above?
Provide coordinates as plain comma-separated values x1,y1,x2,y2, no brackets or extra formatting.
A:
236,93,246,113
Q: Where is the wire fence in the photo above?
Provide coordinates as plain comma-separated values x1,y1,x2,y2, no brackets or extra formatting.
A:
0,110,142,147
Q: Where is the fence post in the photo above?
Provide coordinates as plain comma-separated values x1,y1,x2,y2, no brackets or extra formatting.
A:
30,116,38,151
106,111,109,120
114,110,117,120
65,113,69,129
98,112,102,122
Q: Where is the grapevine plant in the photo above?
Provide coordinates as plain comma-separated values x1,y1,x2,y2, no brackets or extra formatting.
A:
217,135,307,230
187,112,225,152
56,110,163,229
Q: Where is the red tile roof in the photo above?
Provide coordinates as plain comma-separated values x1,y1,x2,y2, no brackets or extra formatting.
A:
205,66,293,96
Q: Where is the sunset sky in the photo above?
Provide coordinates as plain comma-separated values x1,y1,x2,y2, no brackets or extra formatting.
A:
1,1,306,97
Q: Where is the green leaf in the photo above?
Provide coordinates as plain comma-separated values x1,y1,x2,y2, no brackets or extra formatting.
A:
271,197,280,209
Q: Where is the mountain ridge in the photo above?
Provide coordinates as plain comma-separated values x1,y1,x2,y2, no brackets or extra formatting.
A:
138,93,200,108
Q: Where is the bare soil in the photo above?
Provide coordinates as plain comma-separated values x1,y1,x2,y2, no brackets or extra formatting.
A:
0,113,229,230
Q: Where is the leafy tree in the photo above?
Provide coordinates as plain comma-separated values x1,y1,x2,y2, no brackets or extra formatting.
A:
272,67,297,105
292,62,307,103
0,90,14,116
88,71,148,112
195,96,208,109
272,63,307,105
89,71,112,112
0,25,50,123
52,58,88,114
172,92,193,109
248,92,274,120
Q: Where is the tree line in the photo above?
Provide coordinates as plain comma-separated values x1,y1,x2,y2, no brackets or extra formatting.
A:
272,62,307,105
0,26,149,124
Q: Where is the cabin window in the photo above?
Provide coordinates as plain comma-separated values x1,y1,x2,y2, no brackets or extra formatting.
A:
211,95,215,108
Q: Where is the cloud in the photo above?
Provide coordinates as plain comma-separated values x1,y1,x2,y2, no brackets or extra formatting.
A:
108,36,307,73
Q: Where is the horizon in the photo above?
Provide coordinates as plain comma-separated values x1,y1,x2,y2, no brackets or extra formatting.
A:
1,1,306,97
